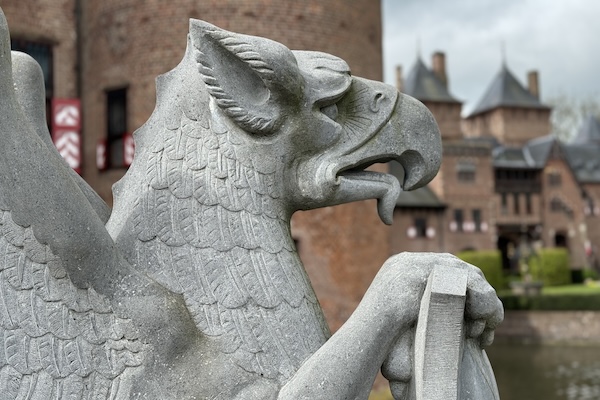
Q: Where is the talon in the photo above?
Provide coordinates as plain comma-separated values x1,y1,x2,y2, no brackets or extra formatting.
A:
390,381,408,400
481,329,495,347
468,319,486,338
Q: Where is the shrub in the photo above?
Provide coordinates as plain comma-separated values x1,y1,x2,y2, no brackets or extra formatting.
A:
456,250,504,290
583,268,599,281
500,292,600,311
528,248,571,287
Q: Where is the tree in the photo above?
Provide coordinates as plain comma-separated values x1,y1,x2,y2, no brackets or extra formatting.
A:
547,94,600,142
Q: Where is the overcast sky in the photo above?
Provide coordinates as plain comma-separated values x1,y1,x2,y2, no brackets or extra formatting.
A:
382,0,600,115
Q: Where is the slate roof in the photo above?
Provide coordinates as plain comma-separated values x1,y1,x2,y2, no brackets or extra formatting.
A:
468,65,549,117
571,115,600,145
492,133,600,184
493,135,553,169
395,186,446,208
563,144,600,183
389,160,445,208
524,135,555,168
492,146,533,169
403,57,460,103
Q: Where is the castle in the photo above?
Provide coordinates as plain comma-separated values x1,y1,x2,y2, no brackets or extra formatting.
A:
392,52,600,276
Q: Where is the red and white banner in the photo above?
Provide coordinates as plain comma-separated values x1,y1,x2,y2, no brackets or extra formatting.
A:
52,99,82,173
52,99,81,130
54,130,81,171
97,139,107,171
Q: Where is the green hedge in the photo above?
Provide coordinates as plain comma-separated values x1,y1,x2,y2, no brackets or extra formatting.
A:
500,293,600,311
456,250,504,290
528,248,571,286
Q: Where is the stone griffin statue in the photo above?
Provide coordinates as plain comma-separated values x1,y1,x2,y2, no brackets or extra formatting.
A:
0,8,502,400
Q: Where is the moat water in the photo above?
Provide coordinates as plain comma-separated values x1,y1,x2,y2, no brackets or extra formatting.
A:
487,342,600,400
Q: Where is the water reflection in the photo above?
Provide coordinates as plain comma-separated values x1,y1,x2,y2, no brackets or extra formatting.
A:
487,342,600,400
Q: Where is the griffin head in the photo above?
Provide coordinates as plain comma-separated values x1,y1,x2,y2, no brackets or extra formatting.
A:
189,20,442,225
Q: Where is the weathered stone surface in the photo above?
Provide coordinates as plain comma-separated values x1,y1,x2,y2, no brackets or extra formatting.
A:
0,8,502,399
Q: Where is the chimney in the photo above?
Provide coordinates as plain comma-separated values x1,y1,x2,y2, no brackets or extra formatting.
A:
396,65,404,92
527,70,539,99
432,51,447,88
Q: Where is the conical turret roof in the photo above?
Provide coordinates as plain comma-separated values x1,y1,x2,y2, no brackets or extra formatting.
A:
403,57,460,103
468,64,549,117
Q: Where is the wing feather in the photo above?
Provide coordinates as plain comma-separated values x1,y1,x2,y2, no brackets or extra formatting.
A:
132,110,331,382
0,271,18,329
261,251,303,307
147,151,169,190
0,211,145,398
0,365,22,399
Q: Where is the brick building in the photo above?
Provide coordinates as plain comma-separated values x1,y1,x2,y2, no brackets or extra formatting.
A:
2,0,387,330
394,53,600,274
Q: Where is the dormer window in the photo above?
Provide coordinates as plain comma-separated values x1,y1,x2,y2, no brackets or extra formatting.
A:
457,160,476,182
547,171,562,187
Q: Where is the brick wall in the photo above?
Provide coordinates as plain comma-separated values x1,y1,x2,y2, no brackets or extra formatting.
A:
462,108,551,146
438,142,497,253
583,183,600,269
391,209,445,253
541,157,588,268
496,310,600,344
2,0,78,98
424,101,462,140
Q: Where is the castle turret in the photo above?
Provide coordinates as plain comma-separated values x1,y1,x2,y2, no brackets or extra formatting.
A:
462,64,551,146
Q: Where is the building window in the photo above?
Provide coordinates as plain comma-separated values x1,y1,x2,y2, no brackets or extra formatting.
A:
501,193,508,215
525,193,532,214
11,39,53,125
554,232,567,248
547,171,562,187
457,160,476,182
584,195,598,216
415,217,427,238
513,193,520,214
472,209,481,232
106,88,128,168
454,209,464,232
550,197,574,218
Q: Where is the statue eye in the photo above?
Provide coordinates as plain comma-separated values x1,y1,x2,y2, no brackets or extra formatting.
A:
320,103,338,121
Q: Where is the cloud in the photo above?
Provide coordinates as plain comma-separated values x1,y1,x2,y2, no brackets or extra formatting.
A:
383,0,600,113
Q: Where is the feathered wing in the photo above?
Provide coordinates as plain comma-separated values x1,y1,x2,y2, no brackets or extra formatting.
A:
0,13,144,398
0,209,143,399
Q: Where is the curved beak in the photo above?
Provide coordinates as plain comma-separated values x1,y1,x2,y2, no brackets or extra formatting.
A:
294,77,442,225
379,93,442,191
329,88,442,224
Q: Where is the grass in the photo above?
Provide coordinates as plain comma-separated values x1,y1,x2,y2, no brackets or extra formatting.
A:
369,388,393,400
498,282,600,297
541,283,600,295
498,281,600,311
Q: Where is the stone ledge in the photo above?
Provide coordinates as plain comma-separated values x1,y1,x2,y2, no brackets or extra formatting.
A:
495,310,600,344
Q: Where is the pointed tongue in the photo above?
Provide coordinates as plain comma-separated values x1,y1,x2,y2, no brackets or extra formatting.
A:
335,171,401,225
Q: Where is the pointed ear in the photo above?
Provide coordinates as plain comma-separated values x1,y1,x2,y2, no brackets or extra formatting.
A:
190,20,293,135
